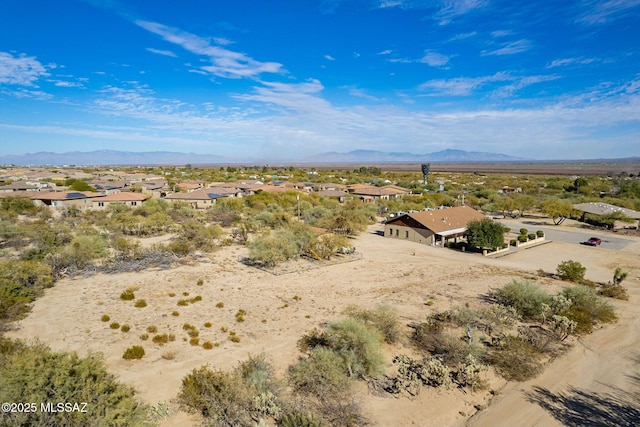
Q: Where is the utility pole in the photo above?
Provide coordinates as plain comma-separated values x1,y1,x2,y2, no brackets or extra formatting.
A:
297,194,301,220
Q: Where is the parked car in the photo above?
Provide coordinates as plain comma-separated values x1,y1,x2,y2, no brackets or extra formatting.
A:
584,237,602,246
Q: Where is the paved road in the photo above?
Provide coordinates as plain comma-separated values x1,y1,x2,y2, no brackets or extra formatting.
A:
498,219,634,251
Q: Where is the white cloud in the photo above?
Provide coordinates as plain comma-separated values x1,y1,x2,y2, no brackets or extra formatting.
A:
449,31,477,40
577,0,640,25
135,20,285,79
435,0,489,25
0,52,49,86
546,57,598,68
491,30,511,37
324,54,336,61
482,39,532,56
420,51,451,67
146,47,177,58
377,49,393,55
418,72,558,96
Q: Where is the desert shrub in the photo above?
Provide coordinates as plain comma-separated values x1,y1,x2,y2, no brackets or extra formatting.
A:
236,309,247,322
110,322,120,329
187,329,199,338
412,326,475,366
101,314,110,322
120,324,131,332
168,292,176,297
197,278,204,286
120,288,135,301
134,299,147,308
172,311,179,316
216,302,225,308
189,337,200,346
122,345,145,360
559,285,617,333
183,323,195,331
177,366,253,427
190,295,202,303
177,299,189,306
289,347,353,399
0,259,54,323
161,351,175,360
556,260,586,282
599,282,629,300
204,322,212,328
0,339,148,426
324,317,386,378
486,335,543,381
202,341,213,350
229,333,241,343
492,280,550,320
182,291,189,296
279,411,326,427
139,333,149,341
146,325,158,333
152,334,175,345
453,354,488,389
342,304,401,344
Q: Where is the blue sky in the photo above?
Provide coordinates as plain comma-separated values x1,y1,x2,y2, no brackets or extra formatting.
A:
1,0,639,161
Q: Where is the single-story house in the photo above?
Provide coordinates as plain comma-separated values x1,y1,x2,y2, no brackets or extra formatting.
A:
347,184,410,201
91,192,149,210
31,191,105,210
384,206,486,246
316,190,350,202
164,188,240,209
573,202,640,229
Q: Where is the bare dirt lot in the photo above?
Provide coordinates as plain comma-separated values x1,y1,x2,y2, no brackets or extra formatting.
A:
7,219,640,426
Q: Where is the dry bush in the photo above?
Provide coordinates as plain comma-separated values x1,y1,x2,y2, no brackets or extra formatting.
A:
485,335,543,381
491,280,550,320
599,282,629,300
343,304,401,344
559,285,617,334
122,345,145,360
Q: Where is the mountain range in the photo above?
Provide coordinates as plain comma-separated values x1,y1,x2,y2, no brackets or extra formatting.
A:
0,149,526,166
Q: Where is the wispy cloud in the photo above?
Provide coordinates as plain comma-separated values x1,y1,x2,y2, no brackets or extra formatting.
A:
491,30,511,37
420,51,451,67
324,54,336,61
449,31,477,41
135,20,284,79
377,49,393,55
546,57,599,68
435,0,489,25
0,52,49,86
419,72,558,96
482,39,532,56
577,0,640,25
146,47,177,58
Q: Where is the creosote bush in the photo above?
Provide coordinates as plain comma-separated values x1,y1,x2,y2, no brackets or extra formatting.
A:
202,341,213,350
109,322,120,329
120,288,135,301
120,324,131,332
122,345,145,360
556,260,586,282
492,280,551,320
134,299,147,308
101,314,110,322
343,304,400,344
146,325,157,333
216,301,224,308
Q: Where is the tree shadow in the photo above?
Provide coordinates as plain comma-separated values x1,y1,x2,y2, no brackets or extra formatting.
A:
526,385,640,427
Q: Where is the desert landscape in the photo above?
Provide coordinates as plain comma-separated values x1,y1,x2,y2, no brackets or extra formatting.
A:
6,215,639,426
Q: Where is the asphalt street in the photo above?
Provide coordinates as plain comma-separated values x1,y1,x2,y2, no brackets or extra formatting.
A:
498,219,634,251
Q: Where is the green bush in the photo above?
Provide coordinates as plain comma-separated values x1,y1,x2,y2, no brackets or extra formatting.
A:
519,228,528,235
120,324,131,332
178,366,253,427
101,314,110,322
342,304,401,344
527,233,536,240
536,230,544,237
279,412,327,427
517,234,528,243
556,260,586,282
559,285,617,333
122,345,145,360
0,339,148,426
110,322,120,329
120,288,135,301
289,347,353,399
0,260,54,323
134,299,147,308
492,280,551,320
202,341,213,350
324,317,386,378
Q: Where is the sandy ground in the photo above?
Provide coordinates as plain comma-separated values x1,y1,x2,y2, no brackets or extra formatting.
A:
6,218,640,426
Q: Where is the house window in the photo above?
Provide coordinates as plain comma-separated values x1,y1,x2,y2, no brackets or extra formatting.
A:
395,229,399,237
388,228,393,236
131,201,137,206
98,202,104,207
405,230,409,238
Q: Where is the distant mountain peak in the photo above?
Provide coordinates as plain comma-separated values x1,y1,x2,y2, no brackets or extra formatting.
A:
306,149,527,163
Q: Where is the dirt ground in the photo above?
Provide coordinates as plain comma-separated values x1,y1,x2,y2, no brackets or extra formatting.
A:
7,218,640,426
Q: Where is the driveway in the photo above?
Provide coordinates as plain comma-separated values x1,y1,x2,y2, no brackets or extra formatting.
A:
498,219,634,251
